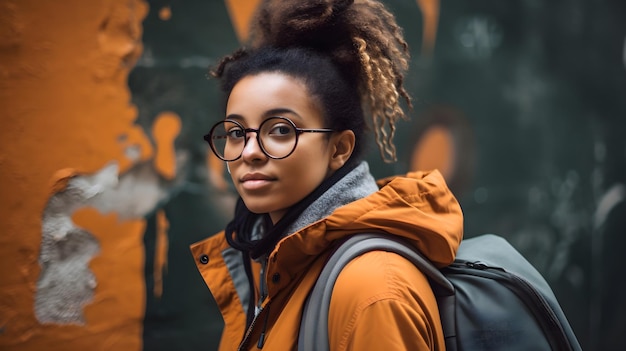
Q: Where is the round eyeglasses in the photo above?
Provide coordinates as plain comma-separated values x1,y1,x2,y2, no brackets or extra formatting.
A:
204,116,334,161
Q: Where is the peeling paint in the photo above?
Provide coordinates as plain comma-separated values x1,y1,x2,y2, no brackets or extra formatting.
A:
38,156,180,324
36,165,116,324
96,0,145,75
152,112,182,180
153,209,169,299
87,162,170,220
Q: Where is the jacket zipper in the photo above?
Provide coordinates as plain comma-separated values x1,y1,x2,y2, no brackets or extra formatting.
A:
239,257,270,350
238,306,263,351
238,299,273,350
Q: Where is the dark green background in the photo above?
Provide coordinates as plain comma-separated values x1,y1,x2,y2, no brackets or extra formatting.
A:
129,1,626,350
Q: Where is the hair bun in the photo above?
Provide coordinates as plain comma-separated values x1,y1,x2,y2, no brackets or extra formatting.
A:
250,0,354,48
242,0,412,162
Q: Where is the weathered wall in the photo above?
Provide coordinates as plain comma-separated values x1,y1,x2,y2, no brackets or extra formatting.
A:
0,0,150,349
1,0,624,350
0,1,256,349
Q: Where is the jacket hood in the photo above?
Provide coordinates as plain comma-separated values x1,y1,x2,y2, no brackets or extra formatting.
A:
276,166,464,267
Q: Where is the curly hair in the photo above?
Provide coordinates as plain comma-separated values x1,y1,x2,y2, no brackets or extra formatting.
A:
212,0,411,162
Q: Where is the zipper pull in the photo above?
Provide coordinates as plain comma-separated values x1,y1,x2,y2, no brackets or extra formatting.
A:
465,261,506,272
466,261,488,270
256,304,271,349
257,332,266,349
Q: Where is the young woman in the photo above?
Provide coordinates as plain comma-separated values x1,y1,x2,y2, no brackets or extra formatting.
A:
191,1,464,350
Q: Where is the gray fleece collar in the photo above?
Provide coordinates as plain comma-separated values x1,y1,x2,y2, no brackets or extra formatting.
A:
284,161,378,235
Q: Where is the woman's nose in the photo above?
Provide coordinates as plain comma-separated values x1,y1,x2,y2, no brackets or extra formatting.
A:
241,133,266,161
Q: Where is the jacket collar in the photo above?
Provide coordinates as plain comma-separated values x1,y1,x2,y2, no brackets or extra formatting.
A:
283,161,378,235
278,168,464,267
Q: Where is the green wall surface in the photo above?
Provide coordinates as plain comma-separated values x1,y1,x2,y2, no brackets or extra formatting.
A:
129,1,626,350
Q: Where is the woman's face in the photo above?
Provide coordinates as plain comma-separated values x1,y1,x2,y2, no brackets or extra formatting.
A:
224,72,337,223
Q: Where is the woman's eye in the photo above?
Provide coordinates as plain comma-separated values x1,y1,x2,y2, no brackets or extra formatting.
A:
268,124,293,136
227,129,245,139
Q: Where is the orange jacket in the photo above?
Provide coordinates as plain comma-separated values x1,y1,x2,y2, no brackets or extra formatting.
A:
191,169,463,350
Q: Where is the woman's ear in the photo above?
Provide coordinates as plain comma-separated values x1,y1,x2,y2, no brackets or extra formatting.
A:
328,130,355,171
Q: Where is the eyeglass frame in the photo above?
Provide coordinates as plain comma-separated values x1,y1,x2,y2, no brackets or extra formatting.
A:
204,116,335,161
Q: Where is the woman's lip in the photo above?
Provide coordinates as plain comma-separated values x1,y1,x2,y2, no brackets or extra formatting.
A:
239,173,276,190
240,178,274,191
240,173,274,182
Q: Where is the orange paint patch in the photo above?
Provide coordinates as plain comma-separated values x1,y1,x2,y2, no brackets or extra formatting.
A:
152,112,182,180
158,6,172,21
411,125,454,179
416,0,440,55
207,152,229,191
224,0,263,43
153,209,169,299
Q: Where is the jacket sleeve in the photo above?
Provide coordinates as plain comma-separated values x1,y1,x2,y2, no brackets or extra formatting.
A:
347,299,435,350
327,251,444,351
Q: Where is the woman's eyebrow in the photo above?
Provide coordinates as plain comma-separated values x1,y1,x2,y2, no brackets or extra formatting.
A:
224,108,302,123
224,114,244,121
264,108,301,120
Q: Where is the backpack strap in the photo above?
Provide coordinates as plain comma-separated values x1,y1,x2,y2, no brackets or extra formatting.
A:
298,233,455,351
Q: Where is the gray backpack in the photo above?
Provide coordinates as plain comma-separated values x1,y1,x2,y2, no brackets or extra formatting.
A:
299,233,582,351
